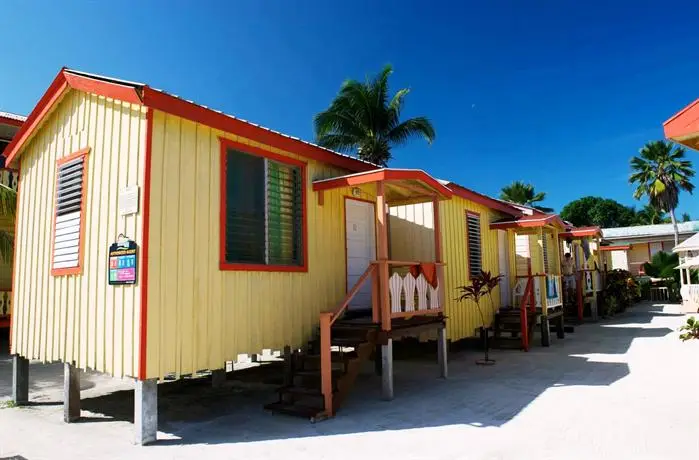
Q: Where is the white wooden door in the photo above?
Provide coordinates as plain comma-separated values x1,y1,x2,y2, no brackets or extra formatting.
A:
345,199,376,311
498,230,511,306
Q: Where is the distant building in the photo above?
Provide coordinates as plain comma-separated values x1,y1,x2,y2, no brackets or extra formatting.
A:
601,221,699,275
1,111,26,167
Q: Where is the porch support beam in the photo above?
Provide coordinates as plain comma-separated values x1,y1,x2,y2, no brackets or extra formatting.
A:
376,181,391,331
437,325,448,378
381,338,394,400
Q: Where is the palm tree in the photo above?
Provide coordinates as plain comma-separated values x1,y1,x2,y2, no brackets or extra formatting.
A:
630,140,695,245
499,181,553,213
682,212,692,222
635,203,670,225
314,64,435,166
0,184,16,262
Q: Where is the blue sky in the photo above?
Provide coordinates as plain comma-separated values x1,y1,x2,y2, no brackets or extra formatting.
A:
2,0,699,217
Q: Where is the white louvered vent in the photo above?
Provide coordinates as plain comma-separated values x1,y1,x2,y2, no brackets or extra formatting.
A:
53,155,86,272
466,212,482,278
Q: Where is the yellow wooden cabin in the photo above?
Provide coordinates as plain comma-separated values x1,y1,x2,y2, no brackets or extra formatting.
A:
389,188,572,350
558,226,605,321
4,68,453,444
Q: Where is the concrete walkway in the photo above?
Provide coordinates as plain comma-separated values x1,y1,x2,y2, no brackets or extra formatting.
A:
1,301,698,460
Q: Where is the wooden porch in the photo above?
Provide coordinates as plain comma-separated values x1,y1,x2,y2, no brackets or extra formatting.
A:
490,215,567,350
266,168,453,420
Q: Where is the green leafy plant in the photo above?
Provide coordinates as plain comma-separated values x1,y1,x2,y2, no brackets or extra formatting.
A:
456,271,502,364
679,316,699,341
0,400,18,409
314,64,435,166
604,269,638,312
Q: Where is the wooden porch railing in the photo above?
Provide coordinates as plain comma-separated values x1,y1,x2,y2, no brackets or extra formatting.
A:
0,168,19,192
386,261,443,319
318,260,444,417
514,274,562,310
519,276,535,351
319,264,376,416
0,289,11,329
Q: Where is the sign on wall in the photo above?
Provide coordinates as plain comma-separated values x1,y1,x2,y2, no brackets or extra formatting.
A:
108,236,138,285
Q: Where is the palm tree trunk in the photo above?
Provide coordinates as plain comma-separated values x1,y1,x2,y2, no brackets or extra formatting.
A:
669,208,679,247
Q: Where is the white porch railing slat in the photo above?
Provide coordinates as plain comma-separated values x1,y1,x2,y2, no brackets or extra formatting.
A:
388,271,439,315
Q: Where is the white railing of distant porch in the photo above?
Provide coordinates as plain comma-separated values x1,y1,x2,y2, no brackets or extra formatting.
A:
513,274,562,309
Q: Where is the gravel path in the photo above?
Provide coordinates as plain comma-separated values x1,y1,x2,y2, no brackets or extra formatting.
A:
1,301,698,460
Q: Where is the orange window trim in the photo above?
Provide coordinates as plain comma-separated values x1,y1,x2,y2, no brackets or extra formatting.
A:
466,210,482,279
218,137,308,272
50,147,90,277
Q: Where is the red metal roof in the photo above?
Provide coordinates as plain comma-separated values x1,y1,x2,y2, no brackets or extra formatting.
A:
663,98,699,146
559,226,602,239
4,68,378,173
312,168,453,198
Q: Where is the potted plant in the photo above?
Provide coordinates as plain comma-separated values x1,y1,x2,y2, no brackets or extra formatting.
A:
456,271,502,365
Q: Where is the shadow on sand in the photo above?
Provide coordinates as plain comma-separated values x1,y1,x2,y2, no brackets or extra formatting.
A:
0,303,677,446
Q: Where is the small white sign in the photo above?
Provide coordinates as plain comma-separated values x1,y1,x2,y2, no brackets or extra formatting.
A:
119,185,139,216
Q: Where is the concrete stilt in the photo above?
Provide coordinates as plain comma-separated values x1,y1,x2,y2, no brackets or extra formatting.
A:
381,339,393,400
540,317,551,347
437,326,448,378
374,344,382,376
63,363,81,422
211,369,226,388
12,355,29,405
135,379,158,446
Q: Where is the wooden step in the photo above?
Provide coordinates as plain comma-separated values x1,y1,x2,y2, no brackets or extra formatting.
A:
294,368,343,379
264,401,326,421
277,385,325,397
302,351,358,362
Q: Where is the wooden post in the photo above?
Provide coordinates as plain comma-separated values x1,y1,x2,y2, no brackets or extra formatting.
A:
319,313,333,415
376,181,390,331
577,271,584,321
437,325,448,378
371,266,379,324
433,198,446,309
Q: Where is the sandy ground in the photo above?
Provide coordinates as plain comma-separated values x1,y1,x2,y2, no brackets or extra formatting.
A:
1,301,698,460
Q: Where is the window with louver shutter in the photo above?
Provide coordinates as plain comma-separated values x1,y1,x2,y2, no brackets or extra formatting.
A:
52,149,89,276
466,211,482,278
221,142,306,270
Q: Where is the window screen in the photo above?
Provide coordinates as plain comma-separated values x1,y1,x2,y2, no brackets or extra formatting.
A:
224,148,303,266
53,154,87,272
466,212,482,278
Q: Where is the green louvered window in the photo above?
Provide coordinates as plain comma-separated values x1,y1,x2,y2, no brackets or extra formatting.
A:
224,148,304,267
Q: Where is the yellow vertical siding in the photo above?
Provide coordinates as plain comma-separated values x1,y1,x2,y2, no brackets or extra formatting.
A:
11,89,147,377
145,110,377,379
388,197,502,341
388,203,435,261
628,243,649,275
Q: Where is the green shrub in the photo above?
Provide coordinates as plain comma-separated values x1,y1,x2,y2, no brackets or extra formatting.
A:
679,316,699,341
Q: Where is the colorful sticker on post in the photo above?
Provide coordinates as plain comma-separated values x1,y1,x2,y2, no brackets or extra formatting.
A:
108,236,138,285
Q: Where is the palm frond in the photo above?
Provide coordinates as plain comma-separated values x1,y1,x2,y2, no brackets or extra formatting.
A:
387,117,435,147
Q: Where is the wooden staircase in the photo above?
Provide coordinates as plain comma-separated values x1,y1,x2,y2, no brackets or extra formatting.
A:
265,319,378,421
